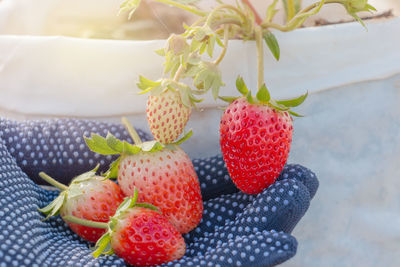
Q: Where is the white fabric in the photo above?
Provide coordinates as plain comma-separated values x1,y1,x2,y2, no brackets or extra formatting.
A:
0,18,399,117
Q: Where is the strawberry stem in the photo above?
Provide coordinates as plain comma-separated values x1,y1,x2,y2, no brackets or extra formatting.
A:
255,25,264,90
241,0,262,25
214,25,230,65
63,215,109,229
121,117,142,145
39,172,68,191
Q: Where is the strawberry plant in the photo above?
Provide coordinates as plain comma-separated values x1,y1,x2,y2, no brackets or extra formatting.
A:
84,118,203,234
38,165,125,242
119,0,375,192
63,190,186,266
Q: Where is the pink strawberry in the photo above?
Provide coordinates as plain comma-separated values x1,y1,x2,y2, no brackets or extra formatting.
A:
147,89,191,144
63,193,186,267
85,118,203,234
219,77,307,194
38,165,125,242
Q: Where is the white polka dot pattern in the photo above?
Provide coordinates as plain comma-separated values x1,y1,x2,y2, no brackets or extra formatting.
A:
0,118,319,267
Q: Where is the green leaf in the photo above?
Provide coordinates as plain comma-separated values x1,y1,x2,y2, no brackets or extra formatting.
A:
365,4,377,12
236,76,249,95
263,31,280,61
119,0,142,20
106,133,124,153
288,110,304,117
84,134,119,155
93,233,112,258
256,84,271,103
104,157,121,179
266,0,279,22
72,164,99,183
154,48,165,56
173,130,193,146
276,91,308,107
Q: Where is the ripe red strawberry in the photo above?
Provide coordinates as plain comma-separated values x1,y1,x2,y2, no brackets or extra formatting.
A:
63,193,186,266
219,77,307,194
38,165,125,242
85,118,203,234
147,89,191,144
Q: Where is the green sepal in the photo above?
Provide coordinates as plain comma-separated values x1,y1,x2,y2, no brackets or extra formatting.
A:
84,134,120,155
137,76,162,92
103,157,121,179
154,48,165,56
218,96,240,103
93,233,112,258
256,84,271,103
236,76,249,95
72,164,100,183
38,191,67,220
246,91,255,104
134,203,160,213
276,91,308,107
263,31,280,61
288,110,304,117
269,99,290,111
172,130,193,146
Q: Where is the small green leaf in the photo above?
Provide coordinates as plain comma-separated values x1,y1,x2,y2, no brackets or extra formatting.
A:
288,110,304,117
104,157,121,179
207,36,216,58
85,134,119,155
266,0,279,22
263,31,280,61
365,4,377,12
236,76,249,95
137,75,161,91
256,84,271,103
199,42,207,55
276,91,308,107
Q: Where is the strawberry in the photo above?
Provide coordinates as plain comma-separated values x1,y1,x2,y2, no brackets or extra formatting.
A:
38,165,125,242
63,192,186,266
219,77,307,194
146,89,191,144
85,118,203,234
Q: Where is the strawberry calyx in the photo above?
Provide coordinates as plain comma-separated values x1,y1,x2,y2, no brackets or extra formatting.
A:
38,164,102,220
219,76,308,117
137,76,203,108
63,188,159,258
84,118,193,179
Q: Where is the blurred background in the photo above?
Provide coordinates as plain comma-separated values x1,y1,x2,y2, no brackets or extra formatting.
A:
0,1,399,267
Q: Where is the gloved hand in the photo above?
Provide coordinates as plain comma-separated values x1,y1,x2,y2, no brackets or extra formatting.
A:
0,118,318,267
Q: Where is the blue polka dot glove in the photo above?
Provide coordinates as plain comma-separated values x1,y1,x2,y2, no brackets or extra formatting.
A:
0,118,318,267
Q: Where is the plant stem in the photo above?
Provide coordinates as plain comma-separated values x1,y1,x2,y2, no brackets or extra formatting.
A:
39,172,68,191
173,64,186,82
255,26,264,90
214,25,230,65
121,117,142,145
206,4,247,26
63,215,109,229
286,0,296,21
241,0,262,25
153,0,207,17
